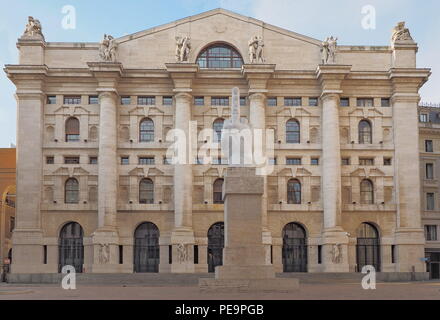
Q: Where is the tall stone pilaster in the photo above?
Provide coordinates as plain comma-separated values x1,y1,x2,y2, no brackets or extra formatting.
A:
166,63,199,272
317,65,351,272
4,65,47,273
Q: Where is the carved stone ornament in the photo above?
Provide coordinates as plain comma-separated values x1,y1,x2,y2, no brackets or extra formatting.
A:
99,34,118,62
248,35,265,63
321,36,337,64
177,243,188,262
175,36,191,62
22,16,44,40
391,21,413,43
331,243,342,264
99,243,110,264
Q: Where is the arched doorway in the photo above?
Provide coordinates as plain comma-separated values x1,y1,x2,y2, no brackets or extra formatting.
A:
282,222,307,272
134,222,160,273
59,222,84,273
207,222,224,273
356,222,380,272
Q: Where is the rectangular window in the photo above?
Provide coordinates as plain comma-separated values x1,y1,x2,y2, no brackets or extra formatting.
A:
269,158,277,165
64,156,80,164
9,216,15,233
381,98,390,107
194,245,199,264
391,245,396,263
139,157,155,165
420,114,428,123
138,96,155,105
119,245,123,264
357,98,374,107
63,95,81,105
162,96,173,106
426,140,434,152
426,163,434,179
89,156,98,164
169,245,172,264
309,97,319,107
47,96,57,104
384,158,392,166
285,97,302,107
240,97,246,106
427,193,435,210
212,158,228,165
311,158,319,165
341,158,350,165
211,97,229,106
318,245,322,264
359,158,374,166
286,157,302,165
425,225,438,241
195,158,204,165
340,98,350,107
88,95,99,104
194,97,204,106
121,157,129,165
270,245,273,264
163,157,171,165
120,96,131,105
46,156,55,164
267,97,277,107
43,245,47,264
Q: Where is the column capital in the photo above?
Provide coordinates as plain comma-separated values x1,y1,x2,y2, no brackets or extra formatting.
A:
316,65,351,93
389,68,431,95
242,64,275,92
174,91,192,102
249,92,266,102
88,62,123,91
166,63,199,92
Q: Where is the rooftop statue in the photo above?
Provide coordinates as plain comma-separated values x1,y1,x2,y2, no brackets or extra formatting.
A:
175,36,191,62
99,34,118,62
22,16,44,39
248,35,265,63
391,21,413,43
321,36,337,64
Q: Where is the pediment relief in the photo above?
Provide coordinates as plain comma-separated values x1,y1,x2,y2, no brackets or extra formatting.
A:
73,167,90,175
277,168,295,176
203,167,220,176
52,166,89,176
348,107,383,118
295,167,312,176
129,167,144,176
54,106,90,116
128,106,164,116
350,168,367,177
146,167,164,176
368,167,385,176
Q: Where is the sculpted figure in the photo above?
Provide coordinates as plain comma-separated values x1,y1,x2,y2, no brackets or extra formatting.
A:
22,16,44,39
321,36,337,64
177,243,187,262
99,243,110,264
248,36,265,63
391,22,413,43
331,243,342,264
99,34,118,62
175,36,191,62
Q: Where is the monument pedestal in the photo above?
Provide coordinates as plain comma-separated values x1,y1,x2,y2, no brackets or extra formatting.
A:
199,167,299,292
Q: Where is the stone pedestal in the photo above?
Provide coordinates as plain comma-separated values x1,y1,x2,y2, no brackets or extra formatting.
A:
199,167,299,292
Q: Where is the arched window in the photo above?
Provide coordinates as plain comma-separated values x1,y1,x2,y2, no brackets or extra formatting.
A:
360,179,374,204
213,118,224,142
196,44,243,69
65,117,80,142
134,222,160,272
139,178,154,204
139,118,154,142
59,222,84,273
287,179,301,204
359,120,372,144
286,119,300,143
213,178,224,204
65,178,79,204
356,222,380,272
282,222,307,272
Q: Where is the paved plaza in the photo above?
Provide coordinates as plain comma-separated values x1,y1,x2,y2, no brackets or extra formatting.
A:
1,281,440,300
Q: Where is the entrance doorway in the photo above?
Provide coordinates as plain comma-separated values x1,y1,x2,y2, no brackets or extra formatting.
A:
133,222,160,273
208,222,224,273
59,222,84,273
356,222,381,272
282,222,307,272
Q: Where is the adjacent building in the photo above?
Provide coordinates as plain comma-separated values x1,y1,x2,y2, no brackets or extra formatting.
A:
4,9,431,276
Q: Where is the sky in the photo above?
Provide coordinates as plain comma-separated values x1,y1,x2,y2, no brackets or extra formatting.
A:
0,0,439,147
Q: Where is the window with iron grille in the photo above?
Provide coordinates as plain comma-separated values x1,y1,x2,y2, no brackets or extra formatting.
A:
359,120,372,144
139,157,155,165
360,179,374,204
359,158,374,166
211,97,229,106
64,96,81,105
286,119,300,143
425,225,438,241
213,179,224,204
64,156,80,164
138,96,155,105
267,97,277,106
357,98,374,107
139,118,154,142
287,179,301,204
65,117,80,142
65,178,79,203
286,158,301,165
285,97,302,107
139,179,154,204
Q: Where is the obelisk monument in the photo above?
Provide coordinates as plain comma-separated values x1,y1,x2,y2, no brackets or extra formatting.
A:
199,88,299,292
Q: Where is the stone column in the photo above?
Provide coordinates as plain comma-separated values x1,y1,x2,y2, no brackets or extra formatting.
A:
243,64,275,265
166,63,199,273
317,65,351,272
5,65,47,273
88,62,125,273
390,68,430,272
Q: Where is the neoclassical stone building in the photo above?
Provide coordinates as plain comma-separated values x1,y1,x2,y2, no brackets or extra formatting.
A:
4,9,431,276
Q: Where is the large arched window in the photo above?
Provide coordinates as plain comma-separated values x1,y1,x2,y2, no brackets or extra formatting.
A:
139,178,154,204
213,178,224,204
213,118,224,142
65,178,79,204
65,117,80,142
287,179,301,204
286,119,300,143
359,120,372,144
360,179,374,204
139,118,154,142
196,44,243,69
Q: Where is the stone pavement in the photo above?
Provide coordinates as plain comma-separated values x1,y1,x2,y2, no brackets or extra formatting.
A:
1,281,440,300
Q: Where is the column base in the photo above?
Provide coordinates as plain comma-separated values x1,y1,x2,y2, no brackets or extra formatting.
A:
170,227,195,273
321,227,350,272
394,228,426,272
90,227,121,273
10,229,46,274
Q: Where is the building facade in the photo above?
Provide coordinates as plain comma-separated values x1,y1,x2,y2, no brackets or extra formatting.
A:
4,9,431,275
0,148,16,273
